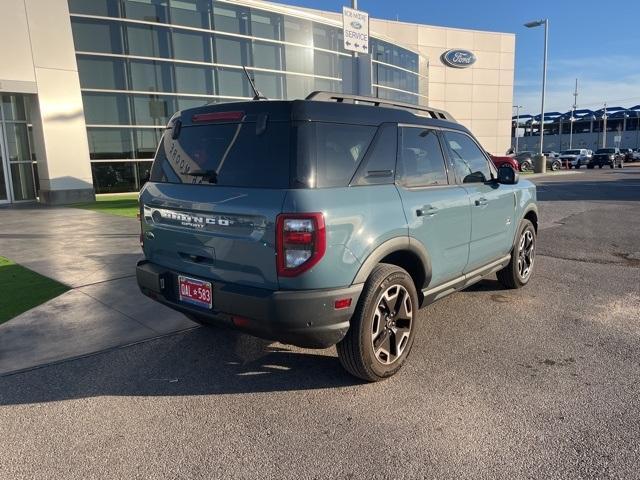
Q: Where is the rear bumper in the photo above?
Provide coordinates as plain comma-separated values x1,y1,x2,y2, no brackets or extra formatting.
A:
136,260,363,348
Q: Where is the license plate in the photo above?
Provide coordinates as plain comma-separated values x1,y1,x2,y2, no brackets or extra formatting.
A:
178,275,212,309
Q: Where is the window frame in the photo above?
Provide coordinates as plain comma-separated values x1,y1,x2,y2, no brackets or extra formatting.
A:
395,124,452,189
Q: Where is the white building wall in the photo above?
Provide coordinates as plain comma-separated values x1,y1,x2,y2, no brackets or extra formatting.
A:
0,0,94,204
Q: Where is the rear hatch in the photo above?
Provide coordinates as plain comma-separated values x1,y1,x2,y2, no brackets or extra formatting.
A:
140,103,293,290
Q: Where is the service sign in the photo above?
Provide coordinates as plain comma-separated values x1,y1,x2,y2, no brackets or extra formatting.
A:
342,7,369,53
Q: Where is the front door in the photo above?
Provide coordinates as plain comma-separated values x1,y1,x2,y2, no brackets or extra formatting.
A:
441,130,515,272
396,126,471,288
0,124,10,204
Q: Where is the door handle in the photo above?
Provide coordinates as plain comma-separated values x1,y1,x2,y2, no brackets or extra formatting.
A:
475,197,488,207
417,205,438,217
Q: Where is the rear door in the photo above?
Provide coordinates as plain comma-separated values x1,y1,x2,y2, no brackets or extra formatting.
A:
441,130,515,272
140,117,291,290
395,126,471,287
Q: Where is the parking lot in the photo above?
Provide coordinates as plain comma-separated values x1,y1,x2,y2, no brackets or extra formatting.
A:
1,168,639,479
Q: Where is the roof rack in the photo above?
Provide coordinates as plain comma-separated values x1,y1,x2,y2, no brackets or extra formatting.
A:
305,91,455,122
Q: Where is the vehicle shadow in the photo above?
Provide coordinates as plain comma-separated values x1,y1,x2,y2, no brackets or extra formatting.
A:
0,325,364,405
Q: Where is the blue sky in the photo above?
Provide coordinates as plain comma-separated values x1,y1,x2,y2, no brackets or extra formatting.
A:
280,0,640,116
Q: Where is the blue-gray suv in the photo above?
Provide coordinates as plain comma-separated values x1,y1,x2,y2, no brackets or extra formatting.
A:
137,92,538,381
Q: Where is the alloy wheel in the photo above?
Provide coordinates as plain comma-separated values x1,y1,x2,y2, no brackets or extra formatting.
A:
518,229,535,280
371,284,413,365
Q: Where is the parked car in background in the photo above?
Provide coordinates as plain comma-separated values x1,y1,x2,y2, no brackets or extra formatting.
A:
559,149,592,169
543,150,560,159
620,148,634,162
588,148,624,169
514,151,534,172
632,148,640,161
490,153,519,171
515,151,561,171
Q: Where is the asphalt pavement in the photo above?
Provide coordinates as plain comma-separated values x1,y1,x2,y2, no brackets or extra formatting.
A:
1,167,639,479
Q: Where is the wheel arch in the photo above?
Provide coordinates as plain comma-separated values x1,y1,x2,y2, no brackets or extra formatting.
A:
353,237,432,293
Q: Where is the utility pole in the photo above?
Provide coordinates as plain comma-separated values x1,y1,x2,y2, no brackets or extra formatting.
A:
602,103,608,148
569,78,578,149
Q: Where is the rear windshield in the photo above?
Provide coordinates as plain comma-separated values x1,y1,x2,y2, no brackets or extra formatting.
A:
149,120,377,188
562,150,581,155
150,121,291,188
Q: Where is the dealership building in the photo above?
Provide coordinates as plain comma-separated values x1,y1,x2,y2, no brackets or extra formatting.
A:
0,0,515,204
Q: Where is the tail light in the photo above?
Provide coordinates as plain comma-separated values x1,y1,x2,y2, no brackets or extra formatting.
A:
276,213,326,277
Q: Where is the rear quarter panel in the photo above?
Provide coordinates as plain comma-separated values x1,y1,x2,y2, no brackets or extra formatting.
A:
280,185,407,289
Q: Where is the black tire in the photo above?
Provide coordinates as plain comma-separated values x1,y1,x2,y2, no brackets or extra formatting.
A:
520,161,532,172
587,165,594,169
610,163,614,169
575,165,580,169
496,219,536,290
551,161,561,171
599,165,603,169
337,263,419,382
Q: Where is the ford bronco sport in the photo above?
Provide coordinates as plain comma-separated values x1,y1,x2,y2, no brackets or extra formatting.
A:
137,92,538,381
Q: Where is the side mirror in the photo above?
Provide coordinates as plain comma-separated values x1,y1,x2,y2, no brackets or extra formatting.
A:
497,165,519,184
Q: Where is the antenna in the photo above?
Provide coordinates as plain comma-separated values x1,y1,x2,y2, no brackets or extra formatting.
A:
242,66,267,101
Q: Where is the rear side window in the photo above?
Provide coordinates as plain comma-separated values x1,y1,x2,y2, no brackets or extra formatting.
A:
443,131,493,183
150,121,290,188
297,123,377,188
397,127,448,187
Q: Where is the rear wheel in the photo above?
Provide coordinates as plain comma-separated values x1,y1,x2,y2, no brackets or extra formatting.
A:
551,160,561,171
587,165,594,169
337,264,418,382
497,219,536,289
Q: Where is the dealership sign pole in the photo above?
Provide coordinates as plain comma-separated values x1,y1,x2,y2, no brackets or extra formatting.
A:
342,2,369,96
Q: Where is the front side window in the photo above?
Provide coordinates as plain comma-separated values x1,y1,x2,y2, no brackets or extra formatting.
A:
397,127,448,187
443,131,493,183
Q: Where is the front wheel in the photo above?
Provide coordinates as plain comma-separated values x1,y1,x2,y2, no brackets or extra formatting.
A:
520,161,532,172
337,264,419,382
551,161,561,171
497,219,536,289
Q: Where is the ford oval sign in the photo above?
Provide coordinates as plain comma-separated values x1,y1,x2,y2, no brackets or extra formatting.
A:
441,49,476,68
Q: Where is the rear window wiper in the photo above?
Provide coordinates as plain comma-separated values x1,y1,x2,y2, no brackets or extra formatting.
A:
187,169,218,184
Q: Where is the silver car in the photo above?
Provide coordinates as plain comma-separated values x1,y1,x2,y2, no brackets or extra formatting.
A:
559,149,592,169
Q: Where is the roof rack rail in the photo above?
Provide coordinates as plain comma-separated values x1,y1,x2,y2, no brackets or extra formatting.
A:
305,91,455,121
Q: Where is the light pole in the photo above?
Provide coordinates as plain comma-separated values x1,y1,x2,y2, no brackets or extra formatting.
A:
513,105,522,153
602,103,608,148
524,19,549,156
569,78,578,149
569,114,576,149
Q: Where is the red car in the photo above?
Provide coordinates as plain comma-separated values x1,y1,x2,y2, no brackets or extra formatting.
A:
490,154,519,171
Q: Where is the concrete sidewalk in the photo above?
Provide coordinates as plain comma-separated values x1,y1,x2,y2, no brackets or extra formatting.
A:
0,205,195,375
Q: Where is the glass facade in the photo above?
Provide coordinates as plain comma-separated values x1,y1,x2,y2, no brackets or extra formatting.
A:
0,95,37,202
68,0,423,193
